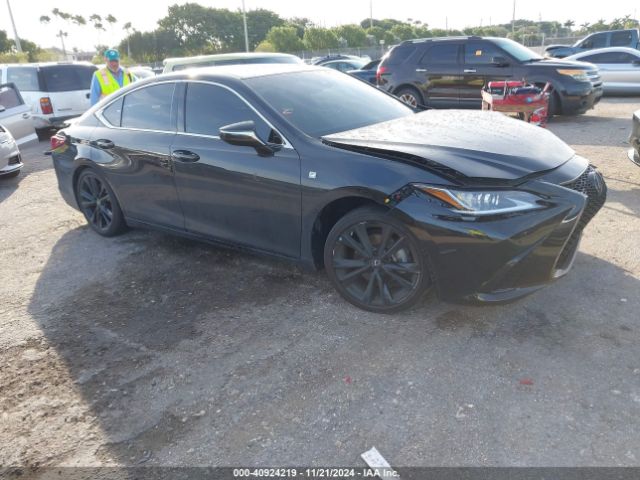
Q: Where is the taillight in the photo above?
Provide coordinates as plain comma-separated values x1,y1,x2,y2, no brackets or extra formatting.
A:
376,65,389,85
50,134,66,151
40,97,53,115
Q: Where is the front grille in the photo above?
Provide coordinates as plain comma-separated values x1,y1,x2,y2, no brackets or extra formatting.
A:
556,165,607,269
8,154,21,166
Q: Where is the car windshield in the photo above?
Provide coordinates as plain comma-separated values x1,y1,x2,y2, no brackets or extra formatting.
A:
246,69,413,137
491,38,543,62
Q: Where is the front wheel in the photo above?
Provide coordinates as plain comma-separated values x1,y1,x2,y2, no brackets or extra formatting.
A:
324,206,431,313
75,169,127,237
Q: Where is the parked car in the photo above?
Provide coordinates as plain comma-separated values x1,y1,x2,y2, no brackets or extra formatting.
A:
322,58,368,73
0,82,37,147
51,64,606,313
377,36,603,115
629,109,640,166
311,54,367,66
0,62,97,133
565,47,640,95
162,52,302,74
0,124,25,179
128,66,155,80
347,59,380,84
545,29,640,59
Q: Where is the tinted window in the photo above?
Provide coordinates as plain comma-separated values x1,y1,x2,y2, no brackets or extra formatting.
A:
611,31,632,47
581,51,638,63
0,84,23,109
41,65,97,92
246,69,413,137
185,83,269,139
121,83,175,131
7,67,40,92
490,38,541,61
420,44,460,64
582,33,607,49
385,46,414,65
102,97,123,126
464,42,505,64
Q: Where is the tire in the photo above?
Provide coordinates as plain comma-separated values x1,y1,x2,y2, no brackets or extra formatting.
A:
547,91,561,117
0,170,20,179
395,86,423,108
75,169,127,237
324,206,431,313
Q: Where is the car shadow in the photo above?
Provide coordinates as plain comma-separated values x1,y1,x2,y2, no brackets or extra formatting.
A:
19,224,640,467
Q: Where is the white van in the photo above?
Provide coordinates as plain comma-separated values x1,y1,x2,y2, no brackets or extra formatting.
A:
162,52,302,74
0,62,97,132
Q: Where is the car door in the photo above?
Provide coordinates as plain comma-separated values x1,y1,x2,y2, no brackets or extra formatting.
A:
578,32,609,52
92,82,184,229
415,43,462,107
171,81,301,258
460,41,514,108
0,83,37,146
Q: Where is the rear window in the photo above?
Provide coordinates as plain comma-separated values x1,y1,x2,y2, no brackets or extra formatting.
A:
421,44,460,64
41,65,96,92
7,67,40,92
384,46,414,65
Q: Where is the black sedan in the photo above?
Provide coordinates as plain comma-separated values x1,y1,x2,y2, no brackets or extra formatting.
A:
51,64,606,313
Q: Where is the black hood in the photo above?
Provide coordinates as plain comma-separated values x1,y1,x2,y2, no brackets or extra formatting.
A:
323,110,576,181
525,58,596,69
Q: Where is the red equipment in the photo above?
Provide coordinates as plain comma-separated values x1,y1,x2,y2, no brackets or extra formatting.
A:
481,81,551,127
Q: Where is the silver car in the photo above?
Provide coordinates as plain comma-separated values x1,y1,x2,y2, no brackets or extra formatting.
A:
565,47,640,95
0,82,37,178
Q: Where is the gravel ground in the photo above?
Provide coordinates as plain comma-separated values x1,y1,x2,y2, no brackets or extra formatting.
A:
1,98,639,470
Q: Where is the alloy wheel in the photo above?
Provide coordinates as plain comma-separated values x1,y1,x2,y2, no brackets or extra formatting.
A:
399,93,418,107
78,172,114,232
331,220,422,308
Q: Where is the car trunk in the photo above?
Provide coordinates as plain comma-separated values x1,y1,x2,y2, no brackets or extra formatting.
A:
40,65,96,117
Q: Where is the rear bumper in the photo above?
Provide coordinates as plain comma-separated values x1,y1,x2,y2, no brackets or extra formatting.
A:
395,165,606,304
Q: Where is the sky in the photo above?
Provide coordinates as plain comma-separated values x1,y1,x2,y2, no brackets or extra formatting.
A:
1,0,638,51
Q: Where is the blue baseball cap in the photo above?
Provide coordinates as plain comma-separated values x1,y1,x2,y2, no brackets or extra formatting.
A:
104,49,120,61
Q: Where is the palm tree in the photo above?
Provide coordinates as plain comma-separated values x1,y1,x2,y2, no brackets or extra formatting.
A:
123,22,133,57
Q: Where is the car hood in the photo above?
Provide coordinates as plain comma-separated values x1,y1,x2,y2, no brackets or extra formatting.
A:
526,58,595,69
323,110,576,182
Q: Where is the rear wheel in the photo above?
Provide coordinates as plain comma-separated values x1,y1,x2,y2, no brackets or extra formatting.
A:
395,86,423,108
75,169,127,237
324,206,430,313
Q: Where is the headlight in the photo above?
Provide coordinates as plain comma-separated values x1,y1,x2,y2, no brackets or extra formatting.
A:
414,185,545,216
556,69,589,81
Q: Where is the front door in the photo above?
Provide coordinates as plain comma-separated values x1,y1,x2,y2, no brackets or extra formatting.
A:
0,83,37,146
171,82,301,258
460,41,514,108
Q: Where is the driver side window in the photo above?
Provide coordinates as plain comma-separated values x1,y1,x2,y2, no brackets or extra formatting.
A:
184,83,272,141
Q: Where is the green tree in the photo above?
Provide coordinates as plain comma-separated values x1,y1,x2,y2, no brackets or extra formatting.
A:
390,24,416,41
365,26,395,45
303,27,340,49
333,24,367,47
264,26,304,52
246,9,284,50
0,30,13,52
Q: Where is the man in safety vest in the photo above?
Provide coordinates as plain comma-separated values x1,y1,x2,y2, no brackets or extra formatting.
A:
89,49,134,106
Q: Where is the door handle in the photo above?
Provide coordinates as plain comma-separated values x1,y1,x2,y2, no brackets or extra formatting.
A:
415,68,428,72
22,112,30,119
86,93,90,99
171,150,200,163
464,69,477,73
92,139,115,149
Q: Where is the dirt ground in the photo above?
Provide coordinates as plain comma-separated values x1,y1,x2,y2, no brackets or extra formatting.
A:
1,98,639,470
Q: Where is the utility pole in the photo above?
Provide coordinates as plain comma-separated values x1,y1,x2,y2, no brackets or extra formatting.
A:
56,30,67,58
6,0,22,52
369,0,373,29
241,0,249,52
512,0,516,34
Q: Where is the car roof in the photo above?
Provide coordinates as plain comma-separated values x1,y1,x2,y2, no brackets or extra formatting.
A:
566,46,640,59
0,61,95,68
163,52,299,65
160,63,321,81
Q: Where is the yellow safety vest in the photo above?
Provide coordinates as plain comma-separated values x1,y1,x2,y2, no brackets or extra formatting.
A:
95,67,132,99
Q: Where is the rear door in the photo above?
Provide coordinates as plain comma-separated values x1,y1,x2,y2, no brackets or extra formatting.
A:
581,51,640,90
40,64,97,117
0,83,37,146
415,42,462,107
460,41,514,108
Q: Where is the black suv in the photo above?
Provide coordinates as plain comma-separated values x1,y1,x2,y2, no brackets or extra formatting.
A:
377,36,603,115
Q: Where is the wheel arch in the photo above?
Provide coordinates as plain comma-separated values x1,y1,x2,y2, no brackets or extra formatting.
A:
392,83,424,103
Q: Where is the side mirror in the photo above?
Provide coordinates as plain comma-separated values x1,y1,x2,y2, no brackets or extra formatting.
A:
0,105,5,113
491,56,509,67
219,120,281,157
